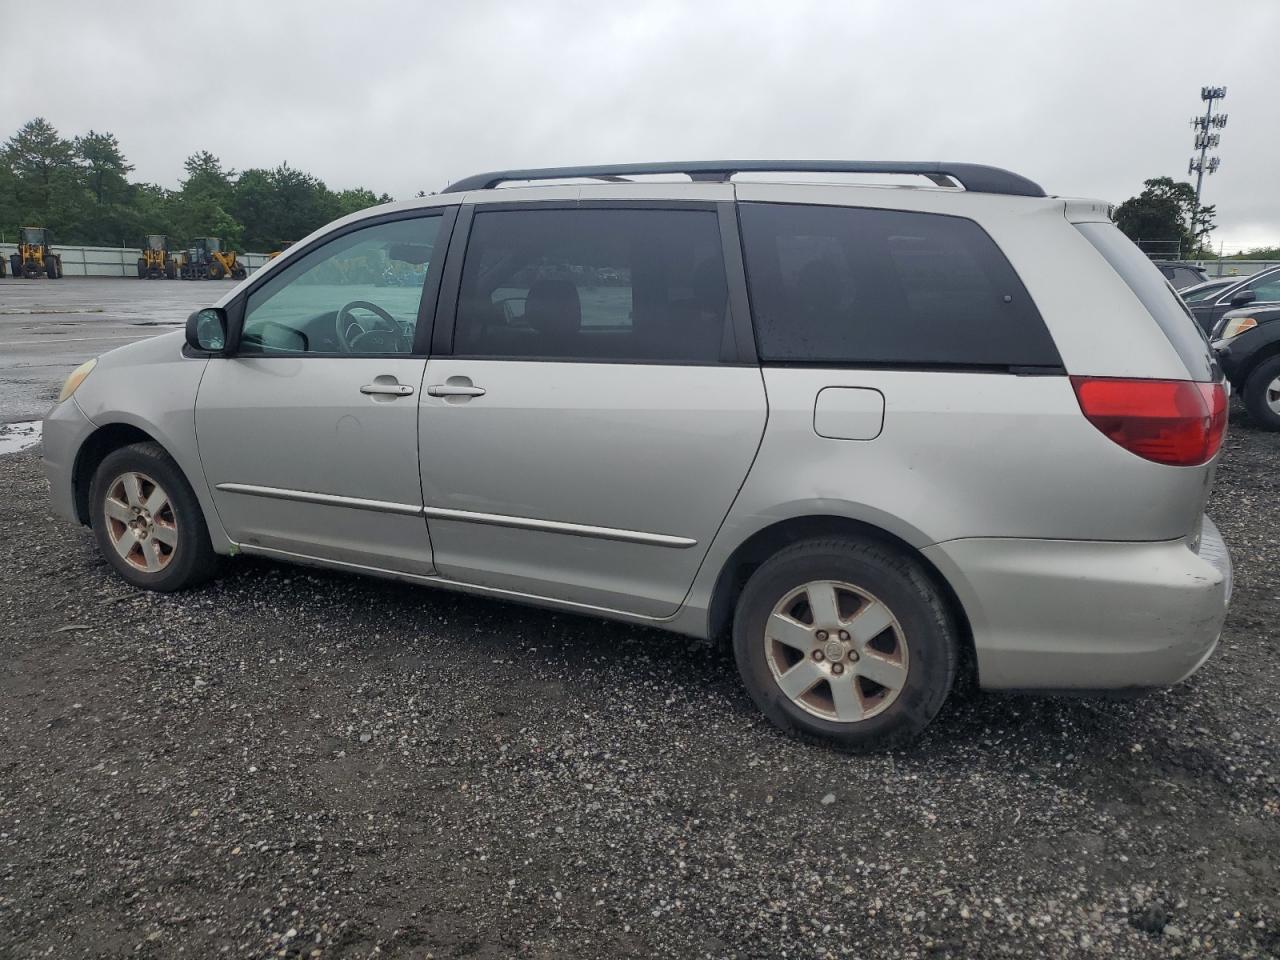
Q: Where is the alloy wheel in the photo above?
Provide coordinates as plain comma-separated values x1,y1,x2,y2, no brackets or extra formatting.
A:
763,580,909,722
102,471,178,573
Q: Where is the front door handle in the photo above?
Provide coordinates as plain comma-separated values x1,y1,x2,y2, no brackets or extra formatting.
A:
427,383,486,398
360,382,415,397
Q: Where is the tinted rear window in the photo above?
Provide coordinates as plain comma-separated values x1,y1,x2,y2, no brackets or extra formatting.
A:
739,202,1060,367
1075,222,1214,381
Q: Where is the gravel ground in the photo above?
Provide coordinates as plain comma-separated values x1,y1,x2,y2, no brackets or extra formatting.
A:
0,408,1277,959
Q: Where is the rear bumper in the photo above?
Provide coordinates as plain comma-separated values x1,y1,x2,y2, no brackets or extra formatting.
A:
923,516,1231,691
42,397,95,524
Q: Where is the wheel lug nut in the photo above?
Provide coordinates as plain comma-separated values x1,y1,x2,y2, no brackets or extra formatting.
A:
813,650,824,661
815,630,828,642
838,630,850,642
831,663,844,676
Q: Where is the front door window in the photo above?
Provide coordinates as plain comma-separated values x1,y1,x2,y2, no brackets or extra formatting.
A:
241,216,443,355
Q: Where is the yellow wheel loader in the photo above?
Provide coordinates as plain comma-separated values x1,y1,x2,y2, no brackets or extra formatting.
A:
137,235,177,279
10,226,63,279
178,237,246,280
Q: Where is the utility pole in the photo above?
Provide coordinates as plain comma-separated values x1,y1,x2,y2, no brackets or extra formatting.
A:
1188,86,1227,253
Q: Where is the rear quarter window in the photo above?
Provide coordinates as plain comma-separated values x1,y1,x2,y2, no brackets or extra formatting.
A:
1075,223,1215,381
738,203,1060,368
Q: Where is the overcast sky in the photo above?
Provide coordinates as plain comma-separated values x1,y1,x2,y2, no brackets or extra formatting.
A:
6,0,1278,250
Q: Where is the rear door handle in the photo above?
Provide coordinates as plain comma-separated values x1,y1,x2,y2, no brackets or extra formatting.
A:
360,383,415,397
427,384,486,398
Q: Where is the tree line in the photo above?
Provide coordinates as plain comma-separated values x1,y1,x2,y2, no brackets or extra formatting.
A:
0,118,396,253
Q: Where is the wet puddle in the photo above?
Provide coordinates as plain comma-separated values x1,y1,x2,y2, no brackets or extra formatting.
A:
0,421,42,455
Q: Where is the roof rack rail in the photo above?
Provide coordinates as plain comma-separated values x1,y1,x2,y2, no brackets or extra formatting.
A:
441,161,1046,198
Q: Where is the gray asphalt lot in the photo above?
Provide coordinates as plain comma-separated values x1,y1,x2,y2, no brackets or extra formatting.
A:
0,281,1277,959
0,276,215,423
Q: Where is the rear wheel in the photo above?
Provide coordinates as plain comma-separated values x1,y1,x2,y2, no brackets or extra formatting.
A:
137,258,146,278
231,264,246,280
9,254,20,277
89,442,220,592
732,537,957,750
164,259,176,279
207,260,226,280
1243,355,1280,431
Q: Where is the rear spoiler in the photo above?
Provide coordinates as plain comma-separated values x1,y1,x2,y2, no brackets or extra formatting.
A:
1063,198,1114,224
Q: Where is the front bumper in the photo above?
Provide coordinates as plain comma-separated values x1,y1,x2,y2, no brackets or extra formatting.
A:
42,397,96,524
922,516,1231,691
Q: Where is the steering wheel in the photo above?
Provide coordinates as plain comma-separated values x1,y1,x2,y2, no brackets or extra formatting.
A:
335,300,399,353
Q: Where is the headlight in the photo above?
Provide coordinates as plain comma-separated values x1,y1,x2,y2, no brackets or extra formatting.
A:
57,358,97,402
1219,316,1258,340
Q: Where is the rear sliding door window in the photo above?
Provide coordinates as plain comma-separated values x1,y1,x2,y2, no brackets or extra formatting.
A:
738,202,1059,367
453,207,732,363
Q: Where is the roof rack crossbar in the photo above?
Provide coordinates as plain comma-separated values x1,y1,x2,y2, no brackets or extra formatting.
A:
441,161,1046,198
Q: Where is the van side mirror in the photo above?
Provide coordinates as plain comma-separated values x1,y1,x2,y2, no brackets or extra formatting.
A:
186,307,230,354
1230,289,1257,307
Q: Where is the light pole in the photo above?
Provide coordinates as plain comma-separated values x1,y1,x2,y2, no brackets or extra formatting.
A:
1188,86,1227,255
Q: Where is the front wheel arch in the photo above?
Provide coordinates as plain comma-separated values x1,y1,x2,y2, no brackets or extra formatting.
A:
72,423,161,525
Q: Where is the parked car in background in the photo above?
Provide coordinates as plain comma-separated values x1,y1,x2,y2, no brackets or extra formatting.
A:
1153,261,1209,289
1179,277,1236,304
1212,303,1280,430
1190,265,1280,334
42,160,1232,750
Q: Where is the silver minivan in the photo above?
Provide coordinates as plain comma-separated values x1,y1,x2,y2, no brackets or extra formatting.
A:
43,161,1233,749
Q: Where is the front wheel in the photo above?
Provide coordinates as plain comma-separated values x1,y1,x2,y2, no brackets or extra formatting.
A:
1243,356,1280,431
733,538,957,751
137,258,146,278
89,442,220,592
207,260,226,280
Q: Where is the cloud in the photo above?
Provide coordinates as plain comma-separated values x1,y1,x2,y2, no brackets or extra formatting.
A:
7,0,1277,248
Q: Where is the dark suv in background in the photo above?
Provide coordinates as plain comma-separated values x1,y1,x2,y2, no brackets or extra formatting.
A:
1212,302,1280,430
1190,265,1280,334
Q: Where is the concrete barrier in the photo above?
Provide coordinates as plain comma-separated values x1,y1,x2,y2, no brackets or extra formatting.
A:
0,243,270,278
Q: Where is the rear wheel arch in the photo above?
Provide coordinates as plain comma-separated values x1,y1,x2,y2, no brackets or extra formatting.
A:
707,515,976,685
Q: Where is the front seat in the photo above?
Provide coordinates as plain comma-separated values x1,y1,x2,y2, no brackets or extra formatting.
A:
524,276,582,358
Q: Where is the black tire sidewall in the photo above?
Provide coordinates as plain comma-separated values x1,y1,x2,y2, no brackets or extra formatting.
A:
733,541,955,749
1243,355,1280,431
88,444,216,592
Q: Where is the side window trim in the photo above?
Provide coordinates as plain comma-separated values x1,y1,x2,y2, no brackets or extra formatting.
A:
431,200,754,364
225,205,459,358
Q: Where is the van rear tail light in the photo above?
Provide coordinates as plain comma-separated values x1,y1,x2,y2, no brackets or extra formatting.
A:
1070,377,1227,466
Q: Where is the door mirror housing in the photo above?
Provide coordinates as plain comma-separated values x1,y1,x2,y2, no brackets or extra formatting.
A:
1230,289,1257,307
186,307,231,354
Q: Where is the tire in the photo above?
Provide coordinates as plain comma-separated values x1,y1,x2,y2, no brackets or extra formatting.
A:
88,442,220,592
137,258,146,279
732,537,957,751
231,265,246,280
1242,355,1280,431
164,260,176,280
207,260,226,280
9,254,20,277
46,259,57,279
55,258,63,279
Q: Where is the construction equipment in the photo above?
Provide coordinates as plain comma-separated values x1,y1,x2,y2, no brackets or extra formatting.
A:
266,241,295,261
136,235,177,279
10,226,64,279
178,237,247,281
